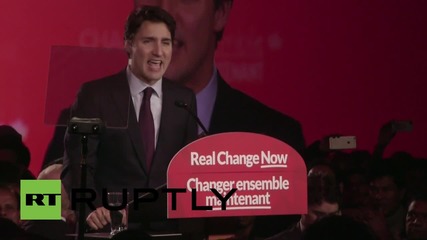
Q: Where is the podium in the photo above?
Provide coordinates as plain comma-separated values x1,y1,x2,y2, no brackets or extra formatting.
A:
128,132,307,239
75,132,307,239
166,132,307,220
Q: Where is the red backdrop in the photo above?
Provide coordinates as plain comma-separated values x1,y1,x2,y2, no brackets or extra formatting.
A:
0,0,426,175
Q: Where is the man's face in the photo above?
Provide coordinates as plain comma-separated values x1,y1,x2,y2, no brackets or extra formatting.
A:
369,176,404,216
406,200,427,240
343,173,370,208
0,190,19,224
134,0,230,89
126,21,172,84
301,201,340,228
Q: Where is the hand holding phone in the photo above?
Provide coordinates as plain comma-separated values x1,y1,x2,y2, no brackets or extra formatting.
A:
329,136,357,150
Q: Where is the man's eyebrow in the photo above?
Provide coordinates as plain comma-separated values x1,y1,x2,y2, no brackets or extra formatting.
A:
141,36,155,40
141,36,172,41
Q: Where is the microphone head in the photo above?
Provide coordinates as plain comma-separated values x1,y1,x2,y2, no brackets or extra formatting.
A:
174,100,209,135
174,100,188,108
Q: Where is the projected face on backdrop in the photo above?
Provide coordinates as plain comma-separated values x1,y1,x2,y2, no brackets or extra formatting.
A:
134,0,231,92
125,21,173,84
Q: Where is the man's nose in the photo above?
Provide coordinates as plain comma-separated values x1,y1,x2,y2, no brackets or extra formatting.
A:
152,42,163,56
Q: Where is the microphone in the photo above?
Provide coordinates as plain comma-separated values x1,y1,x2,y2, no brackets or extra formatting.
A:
174,100,209,136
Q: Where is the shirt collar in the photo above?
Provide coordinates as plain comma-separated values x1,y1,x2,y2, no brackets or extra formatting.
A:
127,66,162,98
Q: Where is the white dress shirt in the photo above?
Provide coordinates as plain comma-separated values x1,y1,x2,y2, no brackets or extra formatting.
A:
127,67,162,147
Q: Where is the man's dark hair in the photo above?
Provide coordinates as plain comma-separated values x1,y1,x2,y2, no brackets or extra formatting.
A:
0,125,31,168
132,1,233,43
124,5,176,42
368,161,406,189
307,174,342,207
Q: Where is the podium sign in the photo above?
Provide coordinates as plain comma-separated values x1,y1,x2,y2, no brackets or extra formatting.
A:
167,132,307,218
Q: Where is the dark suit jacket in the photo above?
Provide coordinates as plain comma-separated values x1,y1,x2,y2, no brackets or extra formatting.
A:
211,75,305,154
205,75,305,237
47,74,305,168
61,69,198,206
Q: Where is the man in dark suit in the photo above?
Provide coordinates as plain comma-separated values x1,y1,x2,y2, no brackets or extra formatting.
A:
44,0,305,165
61,6,198,234
133,0,305,151
132,0,305,237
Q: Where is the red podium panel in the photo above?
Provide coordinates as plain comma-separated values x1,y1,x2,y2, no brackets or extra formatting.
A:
167,132,307,218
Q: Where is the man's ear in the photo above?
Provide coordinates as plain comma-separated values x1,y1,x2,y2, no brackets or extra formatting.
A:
214,0,233,33
124,40,133,56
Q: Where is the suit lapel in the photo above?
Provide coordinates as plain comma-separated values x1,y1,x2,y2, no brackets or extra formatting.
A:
108,71,131,127
109,70,147,172
156,81,173,143
153,80,174,167
108,76,178,174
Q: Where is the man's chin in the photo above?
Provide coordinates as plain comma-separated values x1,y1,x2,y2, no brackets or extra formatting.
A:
142,73,163,83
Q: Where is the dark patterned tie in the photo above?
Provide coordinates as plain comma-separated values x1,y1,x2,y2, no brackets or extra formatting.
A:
139,87,155,170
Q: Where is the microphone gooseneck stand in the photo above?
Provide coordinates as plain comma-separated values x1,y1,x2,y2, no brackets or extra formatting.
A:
68,117,105,240
78,134,88,240
174,100,209,136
